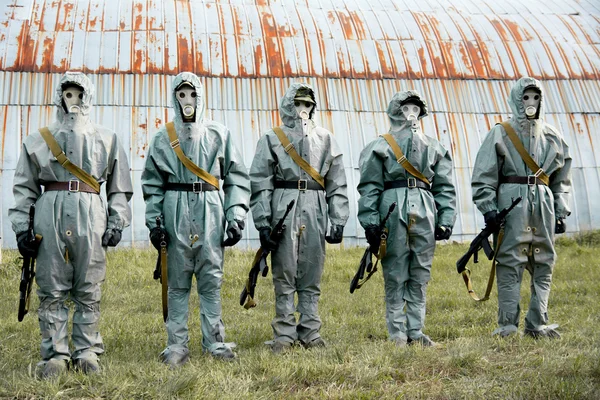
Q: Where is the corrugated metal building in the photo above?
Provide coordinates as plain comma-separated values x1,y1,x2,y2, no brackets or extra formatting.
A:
1,0,599,247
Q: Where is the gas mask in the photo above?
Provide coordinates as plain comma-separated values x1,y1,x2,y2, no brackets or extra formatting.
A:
401,102,420,122
176,83,197,122
523,88,541,119
294,99,314,121
62,85,84,114
294,95,315,135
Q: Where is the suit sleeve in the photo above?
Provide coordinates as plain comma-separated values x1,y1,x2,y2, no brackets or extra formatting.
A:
357,140,384,228
325,135,349,226
106,134,133,230
141,134,166,230
431,144,456,227
9,141,42,234
222,130,251,222
249,134,276,230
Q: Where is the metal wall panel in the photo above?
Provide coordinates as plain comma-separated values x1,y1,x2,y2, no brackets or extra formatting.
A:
1,72,599,246
2,0,600,79
0,0,599,248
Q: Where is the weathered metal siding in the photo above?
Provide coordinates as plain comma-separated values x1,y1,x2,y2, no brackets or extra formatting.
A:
0,0,599,248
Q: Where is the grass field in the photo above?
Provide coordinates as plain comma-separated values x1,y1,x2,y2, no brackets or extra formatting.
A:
1,234,600,399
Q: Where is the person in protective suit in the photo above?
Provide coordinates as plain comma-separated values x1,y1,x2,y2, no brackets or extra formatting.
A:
471,77,571,339
357,90,456,347
9,72,133,377
250,83,349,353
142,72,250,365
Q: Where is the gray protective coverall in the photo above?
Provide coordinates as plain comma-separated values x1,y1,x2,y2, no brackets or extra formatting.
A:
357,90,456,342
9,72,133,363
141,72,250,357
472,77,572,336
250,83,349,346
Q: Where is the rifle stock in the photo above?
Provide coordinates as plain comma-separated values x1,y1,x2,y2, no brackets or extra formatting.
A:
18,204,42,322
456,196,522,301
350,202,397,293
153,216,168,322
240,200,295,309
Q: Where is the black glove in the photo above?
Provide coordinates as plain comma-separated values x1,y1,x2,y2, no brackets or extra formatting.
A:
222,220,245,247
259,227,279,252
435,225,452,241
16,231,39,258
555,218,566,234
101,228,122,247
150,226,168,250
364,224,382,254
484,210,500,231
325,225,344,244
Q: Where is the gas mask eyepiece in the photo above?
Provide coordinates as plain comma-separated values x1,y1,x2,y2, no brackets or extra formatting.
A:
523,88,541,119
62,85,84,114
176,82,197,121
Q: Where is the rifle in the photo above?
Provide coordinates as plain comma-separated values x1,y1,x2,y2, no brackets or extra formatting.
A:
153,216,168,322
456,196,522,301
350,202,397,293
240,200,295,309
18,204,42,322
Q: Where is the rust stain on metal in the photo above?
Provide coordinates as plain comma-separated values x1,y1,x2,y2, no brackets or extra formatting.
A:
254,41,265,75
501,18,527,42
375,41,395,78
155,117,162,128
489,17,511,42
259,7,277,38
465,41,488,78
56,2,74,31
133,34,144,74
441,41,461,77
348,11,366,40
134,3,144,31
178,35,193,72
335,11,355,40
265,36,283,77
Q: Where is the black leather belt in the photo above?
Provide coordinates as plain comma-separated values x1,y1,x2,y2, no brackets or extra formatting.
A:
384,178,431,191
165,182,218,192
500,176,547,186
275,180,324,191
44,180,100,194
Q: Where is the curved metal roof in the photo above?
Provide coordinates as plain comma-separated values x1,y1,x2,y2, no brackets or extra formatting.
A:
0,0,599,248
1,0,599,79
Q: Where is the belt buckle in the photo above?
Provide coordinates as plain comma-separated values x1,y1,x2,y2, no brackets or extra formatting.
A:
68,180,80,192
527,175,536,186
298,179,308,191
407,177,417,189
192,182,202,193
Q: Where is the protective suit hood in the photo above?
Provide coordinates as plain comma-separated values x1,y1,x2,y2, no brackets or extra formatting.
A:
508,77,545,125
54,72,95,120
386,90,428,125
171,72,205,126
279,83,317,129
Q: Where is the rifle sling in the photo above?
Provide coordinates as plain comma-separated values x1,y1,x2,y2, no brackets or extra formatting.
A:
39,127,101,193
381,133,430,186
499,121,550,186
166,122,220,189
461,227,506,302
272,126,325,189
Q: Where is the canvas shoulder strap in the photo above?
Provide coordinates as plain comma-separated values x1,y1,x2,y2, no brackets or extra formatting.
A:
272,126,325,189
381,133,431,185
166,122,220,189
499,121,550,186
38,127,101,193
